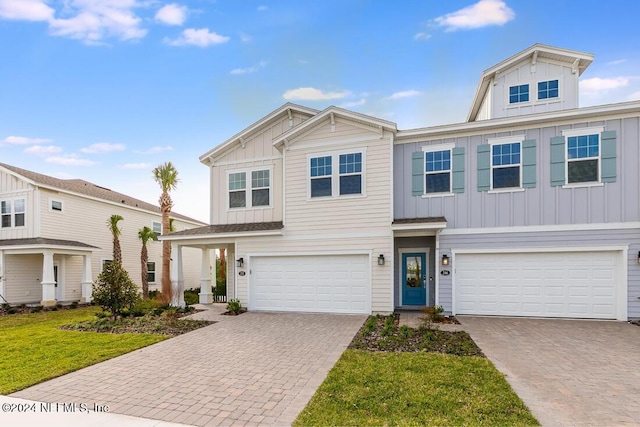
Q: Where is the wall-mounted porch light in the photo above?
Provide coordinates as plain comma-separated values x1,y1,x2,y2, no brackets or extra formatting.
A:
377,254,385,266
441,254,450,266
637,251,640,265
236,257,244,268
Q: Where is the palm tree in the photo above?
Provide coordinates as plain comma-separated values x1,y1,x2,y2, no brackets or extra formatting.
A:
138,226,155,300
153,162,179,304
107,214,124,266
169,217,176,232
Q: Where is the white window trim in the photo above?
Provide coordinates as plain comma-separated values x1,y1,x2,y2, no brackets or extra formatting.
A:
562,126,604,186
421,143,455,196
536,79,560,101
507,83,531,105
307,148,367,200
487,135,525,191
147,261,157,284
1,198,26,229
226,165,274,211
49,199,63,213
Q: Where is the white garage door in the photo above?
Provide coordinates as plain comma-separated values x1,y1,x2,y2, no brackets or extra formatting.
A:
249,255,369,314
455,251,622,319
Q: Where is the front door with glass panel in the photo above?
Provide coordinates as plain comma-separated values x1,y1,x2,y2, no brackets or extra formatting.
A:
402,253,427,306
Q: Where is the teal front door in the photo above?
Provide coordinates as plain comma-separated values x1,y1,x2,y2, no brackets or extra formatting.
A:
402,253,427,306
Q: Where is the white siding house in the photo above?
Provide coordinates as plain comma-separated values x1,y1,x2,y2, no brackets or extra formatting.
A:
0,163,205,306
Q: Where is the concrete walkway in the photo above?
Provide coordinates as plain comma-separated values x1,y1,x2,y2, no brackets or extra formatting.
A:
11,305,366,426
458,316,640,426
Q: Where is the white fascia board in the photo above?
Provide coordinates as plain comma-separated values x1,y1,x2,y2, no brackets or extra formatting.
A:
2,246,95,255
0,166,37,187
398,101,640,142
441,222,640,235
391,222,448,232
158,230,283,244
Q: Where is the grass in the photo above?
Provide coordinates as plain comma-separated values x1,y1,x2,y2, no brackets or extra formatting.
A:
294,350,539,426
0,306,167,394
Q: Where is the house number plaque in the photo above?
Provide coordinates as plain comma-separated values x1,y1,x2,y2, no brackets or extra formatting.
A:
440,270,450,276
238,271,246,276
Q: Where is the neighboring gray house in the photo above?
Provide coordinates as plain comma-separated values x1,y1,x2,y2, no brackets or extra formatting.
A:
166,43,639,320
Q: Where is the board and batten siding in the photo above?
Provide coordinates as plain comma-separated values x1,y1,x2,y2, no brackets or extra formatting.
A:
208,113,310,225
437,228,640,319
394,116,640,228
38,188,203,291
4,255,41,303
0,169,36,239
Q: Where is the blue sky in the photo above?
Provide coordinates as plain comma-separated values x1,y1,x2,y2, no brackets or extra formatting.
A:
1,0,639,222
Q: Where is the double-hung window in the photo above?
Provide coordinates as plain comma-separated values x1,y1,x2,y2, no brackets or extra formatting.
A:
147,262,156,283
491,142,521,189
509,84,529,103
567,133,599,184
424,149,451,193
228,168,271,209
1,198,25,228
310,151,364,198
538,79,559,100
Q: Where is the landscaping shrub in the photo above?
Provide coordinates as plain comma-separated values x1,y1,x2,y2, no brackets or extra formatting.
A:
226,298,242,314
92,262,139,320
184,288,199,305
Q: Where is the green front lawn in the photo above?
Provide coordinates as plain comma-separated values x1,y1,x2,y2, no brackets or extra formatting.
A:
295,350,539,427
0,307,167,394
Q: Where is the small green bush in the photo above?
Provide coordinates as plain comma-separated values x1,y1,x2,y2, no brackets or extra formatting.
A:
226,298,242,314
184,288,199,305
92,262,140,319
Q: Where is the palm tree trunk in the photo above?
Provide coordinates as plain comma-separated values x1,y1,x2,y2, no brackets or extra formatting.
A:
141,245,149,299
161,200,172,304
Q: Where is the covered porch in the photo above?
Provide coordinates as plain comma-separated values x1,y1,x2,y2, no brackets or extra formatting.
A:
391,217,448,310
161,222,284,307
0,238,97,306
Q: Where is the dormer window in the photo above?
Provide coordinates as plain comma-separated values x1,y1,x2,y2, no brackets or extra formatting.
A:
538,80,559,100
509,84,529,104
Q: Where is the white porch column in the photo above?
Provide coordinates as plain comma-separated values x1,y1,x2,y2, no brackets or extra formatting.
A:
41,250,56,306
170,244,185,307
0,250,5,303
199,248,213,304
81,255,93,303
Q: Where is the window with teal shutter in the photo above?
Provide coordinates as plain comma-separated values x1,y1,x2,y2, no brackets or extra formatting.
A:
412,151,424,196
601,131,617,183
522,140,536,188
477,145,490,191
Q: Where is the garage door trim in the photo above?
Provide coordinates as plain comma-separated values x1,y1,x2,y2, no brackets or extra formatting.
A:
451,245,628,321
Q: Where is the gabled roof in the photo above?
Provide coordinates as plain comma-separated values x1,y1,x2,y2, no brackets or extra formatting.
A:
0,163,204,225
272,105,397,150
467,44,594,122
199,103,319,164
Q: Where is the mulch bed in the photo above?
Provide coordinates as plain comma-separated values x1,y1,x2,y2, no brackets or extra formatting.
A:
60,315,214,336
349,314,484,357
0,304,87,317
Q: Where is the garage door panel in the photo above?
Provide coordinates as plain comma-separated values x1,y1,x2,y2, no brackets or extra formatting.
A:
455,251,620,319
249,255,369,314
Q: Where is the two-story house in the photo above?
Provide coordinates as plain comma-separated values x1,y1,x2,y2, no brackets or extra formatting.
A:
165,44,640,321
0,163,205,306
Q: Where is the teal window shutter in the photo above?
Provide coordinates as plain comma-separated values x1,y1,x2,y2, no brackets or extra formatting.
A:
477,145,490,192
522,139,536,188
601,130,617,183
452,147,465,193
550,136,566,186
412,151,424,196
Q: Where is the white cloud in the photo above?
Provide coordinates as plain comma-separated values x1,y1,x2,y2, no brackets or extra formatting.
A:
580,77,629,92
46,155,96,166
48,0,147,44
239,32,251,43
120,162,151,169
24,145,63,155
340,99,366,108
134,145,174,154
413,32,431,41
628,91,640,101
1,135,53,145
155,3,187,26
387,90,421,100
257,5,268,12
607,59,627,66
282,87,351,101
80,142,126,154
165,28,230,47
0,0,54,21
230,60,267,75
433,0,515,31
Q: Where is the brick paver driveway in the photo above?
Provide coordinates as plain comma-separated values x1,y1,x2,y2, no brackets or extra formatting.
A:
458,316,640,426
12,308,365,426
